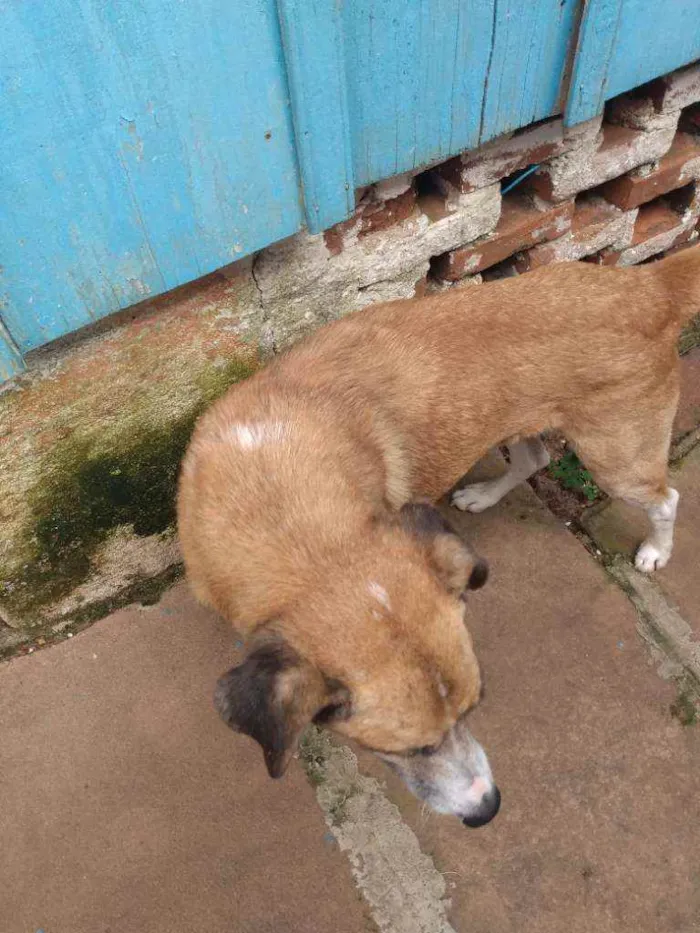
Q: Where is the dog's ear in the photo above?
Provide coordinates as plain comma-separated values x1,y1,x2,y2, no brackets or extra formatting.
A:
214,639,350,779
399,501,489,595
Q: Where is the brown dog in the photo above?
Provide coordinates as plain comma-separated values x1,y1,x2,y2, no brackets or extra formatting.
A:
177,245,699,826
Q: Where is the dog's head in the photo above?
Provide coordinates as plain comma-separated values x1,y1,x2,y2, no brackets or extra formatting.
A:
214,502,499,827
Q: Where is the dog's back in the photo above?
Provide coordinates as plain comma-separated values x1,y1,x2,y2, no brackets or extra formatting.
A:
178,247,700,624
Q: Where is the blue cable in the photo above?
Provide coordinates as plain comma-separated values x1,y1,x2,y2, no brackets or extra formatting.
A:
500,162,541,195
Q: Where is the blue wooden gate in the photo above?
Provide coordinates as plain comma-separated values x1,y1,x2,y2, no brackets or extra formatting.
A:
0,0,304,377
2,0,699,381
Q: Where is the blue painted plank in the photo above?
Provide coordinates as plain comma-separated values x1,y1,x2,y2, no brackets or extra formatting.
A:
277,0,355,232
605,1,700,100
342,1,578,188
0,0,303,352
0,323,25,382
565,0,625,126
343,0,494,187
566,0,700,126
479,0,580,143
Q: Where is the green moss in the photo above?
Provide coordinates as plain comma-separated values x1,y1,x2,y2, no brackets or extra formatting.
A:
327,784,360,826
1,357,255,619
670,689,698,727
298,726,332,786
0,564,184,663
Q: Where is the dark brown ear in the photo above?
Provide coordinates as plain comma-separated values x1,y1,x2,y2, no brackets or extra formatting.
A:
399,501,489,595
214,639,350,779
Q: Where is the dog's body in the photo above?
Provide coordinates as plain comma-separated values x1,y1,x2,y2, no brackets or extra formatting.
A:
178,246,700,825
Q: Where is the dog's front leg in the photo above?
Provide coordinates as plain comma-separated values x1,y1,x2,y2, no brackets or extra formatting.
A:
452,437,550,513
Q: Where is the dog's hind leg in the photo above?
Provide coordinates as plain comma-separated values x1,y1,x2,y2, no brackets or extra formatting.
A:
452,437,550,513
566,389,679,572
633,487,679,572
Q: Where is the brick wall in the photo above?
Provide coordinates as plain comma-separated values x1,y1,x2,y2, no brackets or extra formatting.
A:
255,61,700,339
426,61,700,284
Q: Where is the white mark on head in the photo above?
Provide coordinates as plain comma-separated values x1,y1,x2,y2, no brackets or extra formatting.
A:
230,422,287,450
367,580,391,611
436,675,449,699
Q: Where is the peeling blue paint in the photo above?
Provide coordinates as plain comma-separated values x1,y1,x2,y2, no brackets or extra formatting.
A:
0,0,304,354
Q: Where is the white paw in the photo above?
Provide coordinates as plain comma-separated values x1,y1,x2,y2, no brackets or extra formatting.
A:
452,482,501,513
635,541,671,573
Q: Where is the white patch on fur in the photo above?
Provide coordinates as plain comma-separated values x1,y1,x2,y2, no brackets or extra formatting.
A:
230,422,287,450
635,542,669,573
635,487,679,573
452,437,550,513
452,481,504,513
368,581,391,611
436,676,449,699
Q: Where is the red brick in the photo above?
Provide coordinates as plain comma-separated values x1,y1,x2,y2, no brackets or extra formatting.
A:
323,185,417,255
600,132,700,210
323,216,359,256
432,193,573,280
571,193,622,231
433,116,601,194
651,62,700,113
611,188,700,266
360,186,417,237
630,199,688,245
607,63,700,130
526,121,676,203
517,195,636,270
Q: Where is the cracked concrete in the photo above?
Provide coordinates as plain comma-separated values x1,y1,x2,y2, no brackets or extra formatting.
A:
300,729,456,933
254,185,501,349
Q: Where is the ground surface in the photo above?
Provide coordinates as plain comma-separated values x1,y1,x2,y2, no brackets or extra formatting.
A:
1,353,699,933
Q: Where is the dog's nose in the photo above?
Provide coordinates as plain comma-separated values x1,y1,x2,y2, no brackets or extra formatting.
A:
462,785,501,828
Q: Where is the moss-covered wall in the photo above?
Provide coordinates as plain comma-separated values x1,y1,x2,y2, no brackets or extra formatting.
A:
0,262,260,642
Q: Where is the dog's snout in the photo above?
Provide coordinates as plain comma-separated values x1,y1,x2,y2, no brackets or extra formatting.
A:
462,784,501,828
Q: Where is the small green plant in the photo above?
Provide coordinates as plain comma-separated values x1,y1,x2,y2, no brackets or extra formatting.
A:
548,450,600,502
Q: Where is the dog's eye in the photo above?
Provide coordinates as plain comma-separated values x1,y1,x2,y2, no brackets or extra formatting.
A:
313,700,350,724
410,744,438,757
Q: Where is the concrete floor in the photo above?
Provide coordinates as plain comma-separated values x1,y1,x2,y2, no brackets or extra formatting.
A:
2,356,699,933
0,586,372,933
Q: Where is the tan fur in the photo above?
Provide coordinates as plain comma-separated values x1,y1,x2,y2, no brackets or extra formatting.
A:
178,247,700,758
